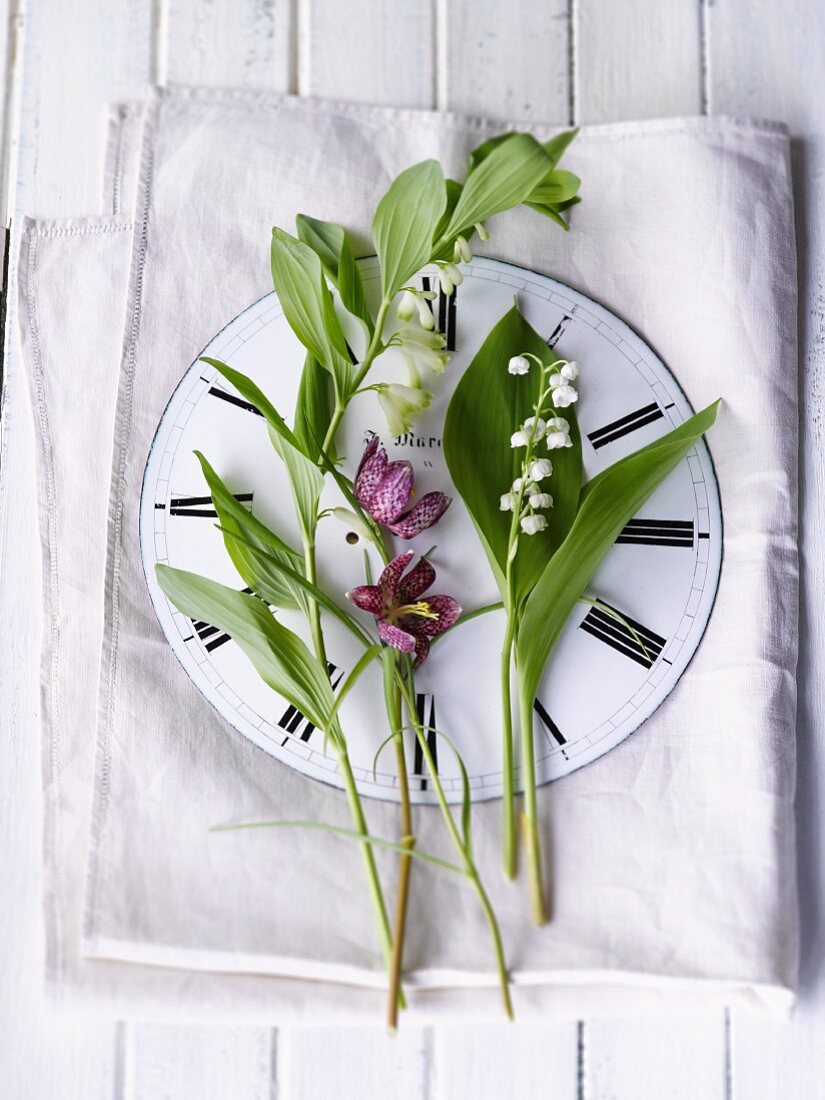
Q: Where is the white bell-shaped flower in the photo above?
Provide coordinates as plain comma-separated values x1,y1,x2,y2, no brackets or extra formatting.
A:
522,415,547,441
499,492,516,512
529,492,554,509
528,458,553,481
376,383,433,436
510,429,530,448
545,430,574,449
521,513,548,535
561,360,580,381
453,236,472,263
551,383,578,409
508,355,530,376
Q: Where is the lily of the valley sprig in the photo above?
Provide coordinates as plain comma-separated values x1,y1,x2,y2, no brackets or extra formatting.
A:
156,127,582,1028
444,304,719,922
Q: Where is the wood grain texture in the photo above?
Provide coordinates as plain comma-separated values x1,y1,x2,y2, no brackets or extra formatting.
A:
126,1024,274,1100
574,0,703,123
432,1023,579,1098
302,0,434,107
162,0,293,90
585,1014,727,1099
440,0,571,122
707,2,825,1091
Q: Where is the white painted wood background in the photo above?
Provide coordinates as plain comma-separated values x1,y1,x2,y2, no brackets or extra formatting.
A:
0,1,821,1097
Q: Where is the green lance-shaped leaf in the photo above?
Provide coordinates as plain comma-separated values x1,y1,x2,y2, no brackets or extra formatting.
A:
372,159,447,300
270,227,353,394
542,128,580,168
203,359,324,543
467,129,578,174
443,303,582,606
430,178,466,263
441,134,553,241
295,214,371,333
516,400,721,711
293,352,333,463
156,565,339,739
195,451,308,614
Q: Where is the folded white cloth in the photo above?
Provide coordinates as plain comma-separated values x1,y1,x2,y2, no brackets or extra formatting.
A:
21,88,799,1022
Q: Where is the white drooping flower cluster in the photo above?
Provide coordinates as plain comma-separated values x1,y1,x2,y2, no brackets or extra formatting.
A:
499,454,555,534
501,352,582,536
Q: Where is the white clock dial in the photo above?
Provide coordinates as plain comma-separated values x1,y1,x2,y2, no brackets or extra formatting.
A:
140,257,722,805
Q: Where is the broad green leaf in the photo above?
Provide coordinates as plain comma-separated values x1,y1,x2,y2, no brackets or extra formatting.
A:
528,170,581,205
372,159,447,300
270,227,352,393
203,359,323,541
296,214,371,332
516,401,720,710
293,353,333,462
430,178,466,262
542,128,579,168
525,196,581,231
195,452,306,614
219,526,375,649
156,565,338,736
442,134,553,241
443,304,582,605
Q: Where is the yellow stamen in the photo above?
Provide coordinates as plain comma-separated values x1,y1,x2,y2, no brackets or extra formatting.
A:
390,601,439,622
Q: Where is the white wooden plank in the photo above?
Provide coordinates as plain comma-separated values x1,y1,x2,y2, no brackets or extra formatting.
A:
279,1026,427,1100
440,1,570,122
585,1013,727,1100
574,0,702,124
707,2,825,1089
432,1023,579,1099
302,0,434,107
162,0,293,90
125,1024,274,1100
0,1,152,1098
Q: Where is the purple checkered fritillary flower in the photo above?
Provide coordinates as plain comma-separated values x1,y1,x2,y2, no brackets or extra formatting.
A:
354,436,451,539
346,551,461,668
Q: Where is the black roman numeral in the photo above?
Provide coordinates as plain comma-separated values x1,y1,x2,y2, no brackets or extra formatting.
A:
205,379,263,417
278,664,345,745
170,492,253,518
616,518,694,548
184,586,255,653
413,693,438,790
421,276,457,351
587,403,664,450
546,314,573,349
534,699,566,746
579,602,666,669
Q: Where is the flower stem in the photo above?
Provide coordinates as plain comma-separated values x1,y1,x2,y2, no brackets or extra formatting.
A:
304,539,402,1001
501,615,517,880
519,689,548,925
385,653,414,1031
396,671,514,1020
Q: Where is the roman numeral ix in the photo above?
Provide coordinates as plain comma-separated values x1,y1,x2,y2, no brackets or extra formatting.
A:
278,664,345,745
170,492,253,518
587,402,664,450
421,276,457,351
413,693,438,790
579,602,666,670
616,518,695,548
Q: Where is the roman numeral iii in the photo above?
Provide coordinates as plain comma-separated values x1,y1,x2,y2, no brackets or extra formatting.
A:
587,402,664,450
579,602,666,669
616,518,694,548
170,492,253,518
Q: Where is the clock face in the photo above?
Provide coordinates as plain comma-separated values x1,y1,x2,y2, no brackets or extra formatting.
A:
141,256,722,805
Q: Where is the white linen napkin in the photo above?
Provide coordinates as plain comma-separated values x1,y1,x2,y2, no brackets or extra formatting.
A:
21,88,799,1022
